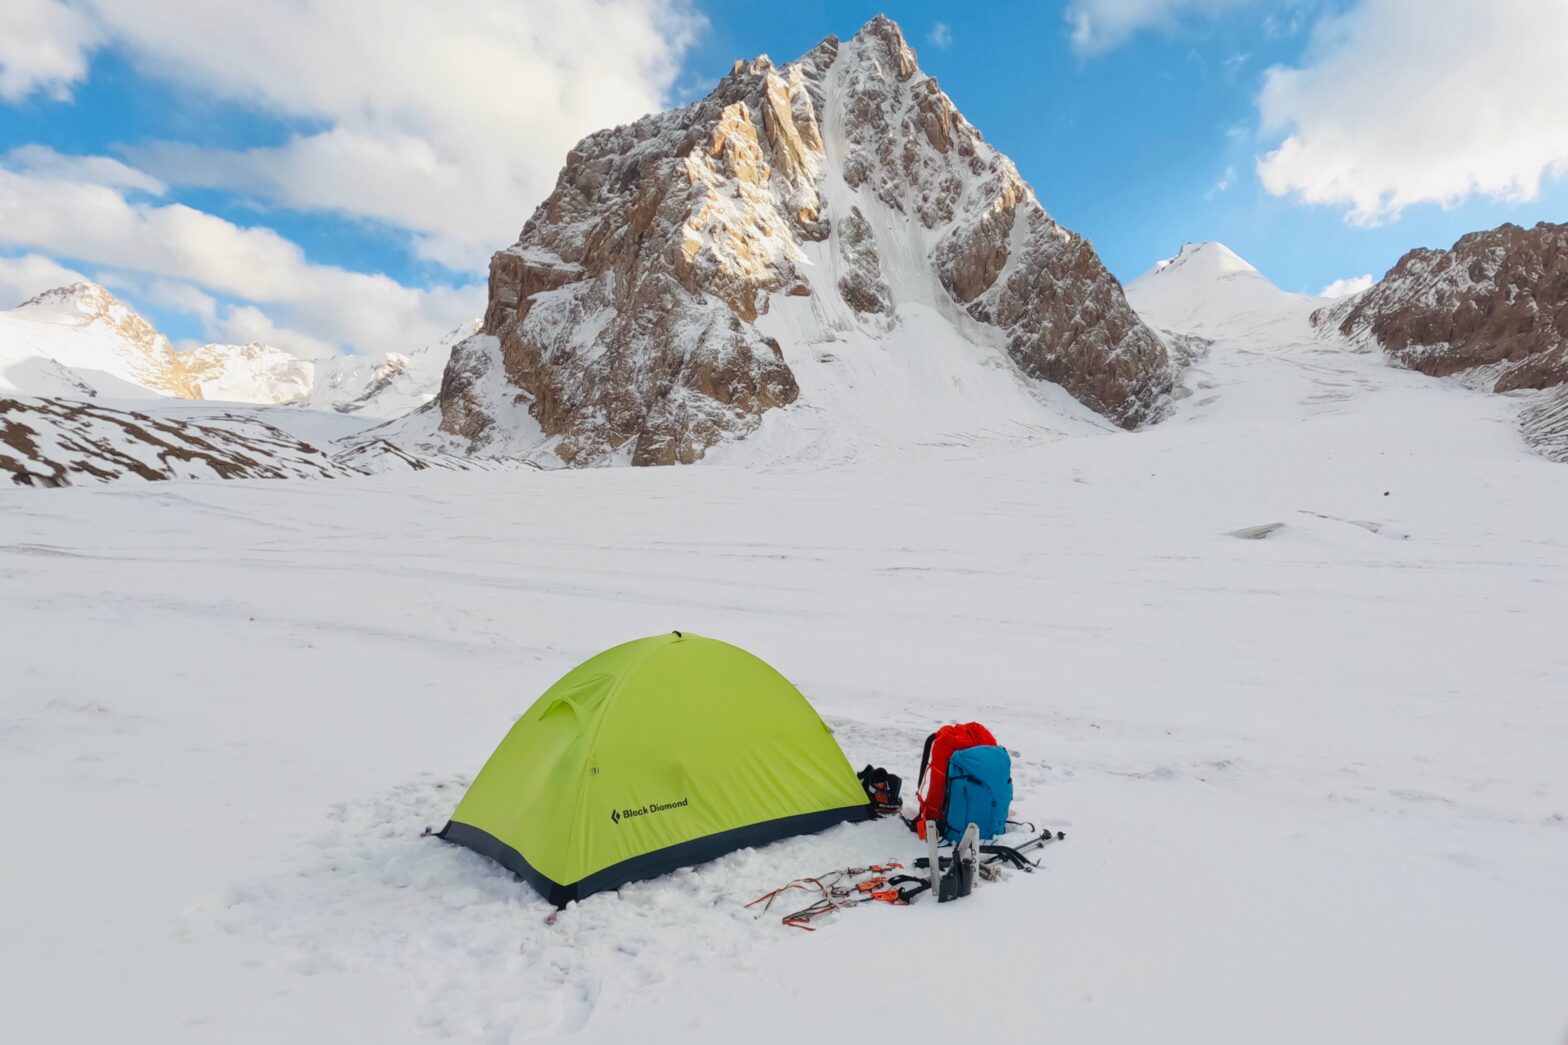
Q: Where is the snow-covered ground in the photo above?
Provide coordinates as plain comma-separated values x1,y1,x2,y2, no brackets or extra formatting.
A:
3,251,1567,1043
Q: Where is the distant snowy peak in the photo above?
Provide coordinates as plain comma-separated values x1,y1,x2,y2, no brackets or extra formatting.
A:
0,283,475,417
311,320,478,417
433,14,1171,467
1127,242,1318,338
8,281,195,397
183,343,315,405
1140,242,1261,282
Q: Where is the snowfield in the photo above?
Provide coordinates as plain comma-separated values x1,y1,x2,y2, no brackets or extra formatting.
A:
3,254,1567,1043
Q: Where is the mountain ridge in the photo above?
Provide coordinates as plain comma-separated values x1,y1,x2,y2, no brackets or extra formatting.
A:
0,280,473,417
424,15,1173,467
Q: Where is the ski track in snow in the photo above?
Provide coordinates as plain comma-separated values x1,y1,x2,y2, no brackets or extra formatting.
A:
4,263,1568,1042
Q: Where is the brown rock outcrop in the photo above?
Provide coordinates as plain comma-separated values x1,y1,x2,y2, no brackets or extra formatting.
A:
1313,221,1568,392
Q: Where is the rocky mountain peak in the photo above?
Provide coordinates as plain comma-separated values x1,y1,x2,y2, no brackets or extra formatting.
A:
433,15,1172,466
19,281,172,357
1313,220,1568,392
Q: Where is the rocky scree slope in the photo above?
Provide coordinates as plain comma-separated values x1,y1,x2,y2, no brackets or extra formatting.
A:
0,395,494,487
434,15,1171,466
0,397,352,486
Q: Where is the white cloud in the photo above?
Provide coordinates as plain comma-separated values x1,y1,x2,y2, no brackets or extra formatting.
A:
0,252,88,308
211,305,340,360
0,162,483,356
1065,0,1255,54
1205,164,1237,200
1257,0,1568,224
1319,274,1374,299
0,0,99,101
144,279,217,323
929,22,953,49
0,0,698,357
83,0,703,271
6,144,166,194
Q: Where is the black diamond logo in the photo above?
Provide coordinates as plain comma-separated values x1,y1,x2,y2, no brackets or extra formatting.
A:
610,808,621,825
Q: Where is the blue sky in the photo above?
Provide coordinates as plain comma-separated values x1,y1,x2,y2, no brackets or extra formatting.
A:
0,0,1563,354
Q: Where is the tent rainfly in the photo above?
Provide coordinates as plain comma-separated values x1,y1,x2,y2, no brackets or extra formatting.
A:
439,632,870,906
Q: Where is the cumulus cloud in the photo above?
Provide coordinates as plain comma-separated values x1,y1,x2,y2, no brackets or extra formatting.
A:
0,162,483,355
92,0,703,271
0,0,698,355
1319,274,1374,299
211,305,340,361
929,22,953,49
1065,0,1255,53
0,252,89,308
1257,0,1568,224
0,0,99,101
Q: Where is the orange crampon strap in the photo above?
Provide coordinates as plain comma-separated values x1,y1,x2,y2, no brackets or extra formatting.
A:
780,897,852,931
747,863,906,927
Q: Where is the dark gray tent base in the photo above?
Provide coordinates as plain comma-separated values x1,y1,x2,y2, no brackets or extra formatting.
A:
439,804,871,908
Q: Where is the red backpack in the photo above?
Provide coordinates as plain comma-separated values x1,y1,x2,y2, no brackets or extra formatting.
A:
913,722,997,840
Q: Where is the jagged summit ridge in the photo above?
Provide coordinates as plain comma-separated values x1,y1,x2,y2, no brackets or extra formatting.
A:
433,15,1172,466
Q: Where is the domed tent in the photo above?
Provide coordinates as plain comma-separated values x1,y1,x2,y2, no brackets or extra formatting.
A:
439,632,870,906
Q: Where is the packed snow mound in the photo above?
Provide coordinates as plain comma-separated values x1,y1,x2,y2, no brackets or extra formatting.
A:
431,14,1170,468
1128,242,1323,338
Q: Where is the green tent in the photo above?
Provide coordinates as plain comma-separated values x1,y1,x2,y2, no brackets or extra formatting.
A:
439,632,870,906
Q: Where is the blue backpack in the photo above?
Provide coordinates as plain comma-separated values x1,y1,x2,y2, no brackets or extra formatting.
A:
941,745,1013,843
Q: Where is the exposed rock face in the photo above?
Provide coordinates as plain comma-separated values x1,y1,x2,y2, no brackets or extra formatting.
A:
1313,221,1568,392
437,15,1170,466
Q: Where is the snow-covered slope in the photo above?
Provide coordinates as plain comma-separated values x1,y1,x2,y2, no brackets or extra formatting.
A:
180,342,315,405
0,393,494,487
3,331,1564,1041
1125,241,1536,449
308,321,477,418
0,396,356,485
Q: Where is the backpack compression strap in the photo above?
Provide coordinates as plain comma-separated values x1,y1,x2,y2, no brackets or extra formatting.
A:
903,732,940,835
916,731,937,802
